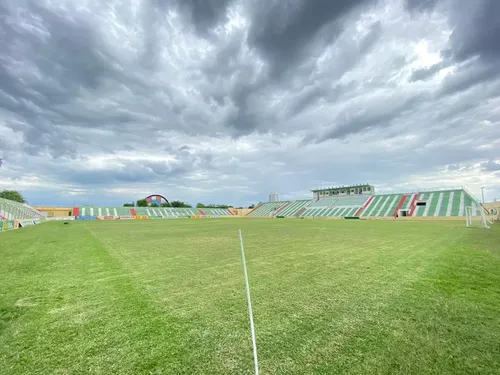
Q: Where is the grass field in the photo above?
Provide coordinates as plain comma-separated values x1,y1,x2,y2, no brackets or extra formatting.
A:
1,219,499,374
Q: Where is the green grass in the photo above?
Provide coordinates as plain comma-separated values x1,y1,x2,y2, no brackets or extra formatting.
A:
0,219,499,374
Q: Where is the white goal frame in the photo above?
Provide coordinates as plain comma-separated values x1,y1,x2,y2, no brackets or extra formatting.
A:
465,206,490,229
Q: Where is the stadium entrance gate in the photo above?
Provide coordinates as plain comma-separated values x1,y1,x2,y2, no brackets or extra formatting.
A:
399,209,409,217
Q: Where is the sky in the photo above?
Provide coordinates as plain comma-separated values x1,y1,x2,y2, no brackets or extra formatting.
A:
0,0,499,207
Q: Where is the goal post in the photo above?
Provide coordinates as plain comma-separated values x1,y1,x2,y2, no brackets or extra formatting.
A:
465,206,490,229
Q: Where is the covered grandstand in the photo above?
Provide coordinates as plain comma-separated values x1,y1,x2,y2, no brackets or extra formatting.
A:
247,186,488,219
3,184,487,223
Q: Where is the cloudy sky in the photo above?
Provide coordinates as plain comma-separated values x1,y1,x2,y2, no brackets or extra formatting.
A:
1,0,499,207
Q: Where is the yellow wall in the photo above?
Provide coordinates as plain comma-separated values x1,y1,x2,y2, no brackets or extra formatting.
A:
34,207,73,217
232,208,253,216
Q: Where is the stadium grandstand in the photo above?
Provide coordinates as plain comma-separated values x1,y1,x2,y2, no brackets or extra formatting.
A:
0,197,46,231
247,184,489,219
70,194,236,220
0,197,46,221
1,184,490,224
72,205,234,219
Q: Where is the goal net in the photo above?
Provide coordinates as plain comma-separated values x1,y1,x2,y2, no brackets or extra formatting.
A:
465,206,490,229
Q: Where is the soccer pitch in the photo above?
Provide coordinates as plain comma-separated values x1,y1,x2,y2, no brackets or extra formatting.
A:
1,219,499,375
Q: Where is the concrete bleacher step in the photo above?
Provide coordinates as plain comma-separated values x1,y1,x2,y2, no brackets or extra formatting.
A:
392,195,408,217
274,201,291,215
355,196,374,216
295,207,307,217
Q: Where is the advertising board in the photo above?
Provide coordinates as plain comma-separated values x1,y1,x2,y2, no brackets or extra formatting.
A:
1,220,17,231
17,219,34,227
76,216,97,220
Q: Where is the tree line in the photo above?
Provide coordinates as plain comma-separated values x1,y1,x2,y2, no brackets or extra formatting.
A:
123,201,256,209
195,203,232,209
123,200,193,208
0,190,26,203
1,189,256,210
123,200,237,208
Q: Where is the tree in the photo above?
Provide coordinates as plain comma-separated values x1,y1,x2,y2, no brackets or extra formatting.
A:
150,203,159,207
198,203,231,208
170,200,191,208
136,199,148,207
161,202,171,207
248,204,255,209
0,190,26,203
123,203,134,207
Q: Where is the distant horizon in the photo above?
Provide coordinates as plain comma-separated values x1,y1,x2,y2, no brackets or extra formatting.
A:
1,0,499,210
24,185,496,208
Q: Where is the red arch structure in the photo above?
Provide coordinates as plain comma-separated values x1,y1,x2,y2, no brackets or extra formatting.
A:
145,194,170,205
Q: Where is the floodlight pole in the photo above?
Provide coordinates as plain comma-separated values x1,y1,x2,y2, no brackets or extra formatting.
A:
238,229,259,375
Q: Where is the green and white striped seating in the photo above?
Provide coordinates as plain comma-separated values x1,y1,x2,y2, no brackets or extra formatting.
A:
0,198,45,220
360,194,405,217
412,189,482,217
279,200,312,216
248,202,286,216
309,197,338,207
200,208,231,216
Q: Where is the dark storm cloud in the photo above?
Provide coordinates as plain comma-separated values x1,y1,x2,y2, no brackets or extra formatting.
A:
360,21,383,52
0,2,125,97
404,0,439,13
223,14,382,136
223,80,266,135
287,84,332,118
0,1,134,156
446,0,500,63
439,62,500,96
439,0,500,94
0,0,204,156
247,0,376,78
152,0,233,35
314,91,430,142
409,62,445,82
142,0,234,69
407,1,500,92
480,161,500,172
